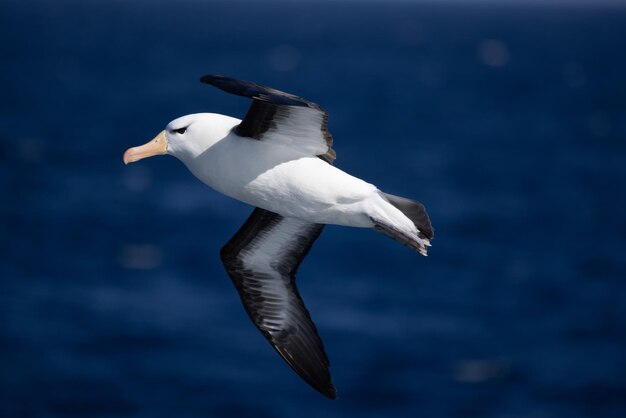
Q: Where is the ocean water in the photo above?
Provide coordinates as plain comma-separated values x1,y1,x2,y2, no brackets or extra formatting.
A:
1,1,626,417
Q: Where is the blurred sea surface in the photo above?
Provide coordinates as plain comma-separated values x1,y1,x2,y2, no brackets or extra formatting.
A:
1,1,626,417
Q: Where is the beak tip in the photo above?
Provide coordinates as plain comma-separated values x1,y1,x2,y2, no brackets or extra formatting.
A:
123,147,140,165
122,149,132,165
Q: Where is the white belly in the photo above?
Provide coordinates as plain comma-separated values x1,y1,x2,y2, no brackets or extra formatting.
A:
185,136,378,227
245,157,378,226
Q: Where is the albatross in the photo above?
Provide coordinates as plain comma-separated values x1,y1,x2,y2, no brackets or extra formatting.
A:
123,75,434,399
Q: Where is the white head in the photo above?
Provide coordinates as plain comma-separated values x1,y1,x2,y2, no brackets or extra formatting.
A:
123,113,239,165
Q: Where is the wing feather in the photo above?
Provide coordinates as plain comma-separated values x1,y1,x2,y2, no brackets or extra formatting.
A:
201,75,336,163
220,208,336,399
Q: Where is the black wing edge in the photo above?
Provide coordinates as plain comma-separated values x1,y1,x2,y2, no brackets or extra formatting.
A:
220,208,338,400
200,74,336,163
200,74,323,110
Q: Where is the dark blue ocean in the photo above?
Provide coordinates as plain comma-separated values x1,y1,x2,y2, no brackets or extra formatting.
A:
2,0,626,416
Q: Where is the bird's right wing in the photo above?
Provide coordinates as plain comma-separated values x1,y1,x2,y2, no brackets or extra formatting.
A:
201,75,336,164
220,207,336,399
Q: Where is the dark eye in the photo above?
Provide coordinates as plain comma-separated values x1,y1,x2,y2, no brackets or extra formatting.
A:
174,127,187,134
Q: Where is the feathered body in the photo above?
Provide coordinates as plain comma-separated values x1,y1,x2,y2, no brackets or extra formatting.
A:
123,75,434,399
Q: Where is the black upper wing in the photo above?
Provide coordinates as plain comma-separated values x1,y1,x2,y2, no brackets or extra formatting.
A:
220,208,336,399
201,75,336,163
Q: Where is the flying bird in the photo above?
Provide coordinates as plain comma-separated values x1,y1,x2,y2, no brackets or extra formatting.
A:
123,75,434,399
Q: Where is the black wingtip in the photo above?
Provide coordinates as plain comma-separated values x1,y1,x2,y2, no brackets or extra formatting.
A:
199,74,224,85
324,384,338,400
199,74,319,108
301,371,337,400
308,380,337,399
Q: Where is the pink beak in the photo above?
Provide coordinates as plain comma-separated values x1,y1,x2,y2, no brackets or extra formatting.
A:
123,130,168,164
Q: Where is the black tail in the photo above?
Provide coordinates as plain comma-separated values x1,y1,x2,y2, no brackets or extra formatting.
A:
381,192,434,241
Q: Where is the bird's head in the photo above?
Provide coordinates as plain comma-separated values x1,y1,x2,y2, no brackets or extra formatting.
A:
123,113,239,165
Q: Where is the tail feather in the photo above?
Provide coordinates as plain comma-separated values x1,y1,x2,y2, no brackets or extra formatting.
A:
370,216,431,256
381,192,434,240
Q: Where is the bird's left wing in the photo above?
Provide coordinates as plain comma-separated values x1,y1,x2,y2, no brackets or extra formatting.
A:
200,74,336,163
220,207,336,399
